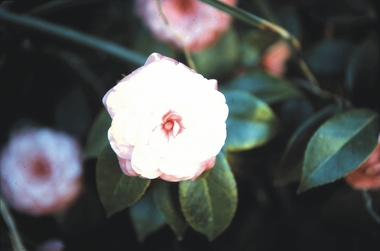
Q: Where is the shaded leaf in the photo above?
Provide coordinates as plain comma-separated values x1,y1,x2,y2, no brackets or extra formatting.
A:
83,108,111,159
96,144,150,217
298,109,379,193
179,153,237,241
275,104,342,186
192,29,239,78
223,90,279,151
129,190,166,242
305,39,355,75
55,86,91,140
225,70,302,104
276,5,302,40
55,187,104,236
152,181,188,240
345,38,379,99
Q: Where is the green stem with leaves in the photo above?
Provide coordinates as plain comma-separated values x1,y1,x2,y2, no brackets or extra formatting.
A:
200,0,332,99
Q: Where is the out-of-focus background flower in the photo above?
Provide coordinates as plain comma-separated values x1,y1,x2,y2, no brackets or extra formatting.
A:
0,0,379,250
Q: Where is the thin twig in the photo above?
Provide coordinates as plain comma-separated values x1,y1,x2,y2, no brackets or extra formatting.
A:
361,190,380,224
0,6,146,66
0,198,27,251
155,0,197,71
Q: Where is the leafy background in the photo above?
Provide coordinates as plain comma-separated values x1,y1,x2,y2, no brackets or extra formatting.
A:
0,0,379,250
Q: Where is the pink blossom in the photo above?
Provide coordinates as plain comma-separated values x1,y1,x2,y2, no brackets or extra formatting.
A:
135,0,237,52
261,40,291,76
103,53,228,181
344,135,380,191
36,239,64,251
0,128,83,216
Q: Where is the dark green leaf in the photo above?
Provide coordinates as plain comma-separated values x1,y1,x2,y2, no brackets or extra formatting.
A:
55,86,91,140
179,153,237,241
225,70,302,104
83,108,111,159
129,190,166,242
298,109,379,193
274,104,342,186
345,38,379,93
96,144,150,217
305,39,355,75
152,181,188,240
192,29,239,78
224,90,279,151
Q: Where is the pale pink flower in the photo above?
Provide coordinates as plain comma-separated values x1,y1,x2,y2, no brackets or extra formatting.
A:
135,0,237,52
36,239,64,251
103,53,228,181
261,40,291,76
0,128,83,216
344,134,380,191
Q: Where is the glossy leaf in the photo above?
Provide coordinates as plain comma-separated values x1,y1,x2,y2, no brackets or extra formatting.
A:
83,108,111,159
129,190,166,242
96,144,150,217
275,104,342,186
152,181,188,240
225,70,302,104
298,108,379,193
192,29,239,78
179,153,237,241
224,90,279,151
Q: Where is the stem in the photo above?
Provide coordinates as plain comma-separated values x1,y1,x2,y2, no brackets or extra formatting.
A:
0,198,27,251
155,0,197,71
200,0,323,91
0,6,146,66
361,191,380,224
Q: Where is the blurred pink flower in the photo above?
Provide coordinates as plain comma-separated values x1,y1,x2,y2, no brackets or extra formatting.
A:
344,135,380,191
0,128,83,216
261,40,291,76
103,53,228,181
135,0,237,52
36,239,64,251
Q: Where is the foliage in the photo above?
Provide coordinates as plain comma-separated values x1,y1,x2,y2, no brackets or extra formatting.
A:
0,0,379,250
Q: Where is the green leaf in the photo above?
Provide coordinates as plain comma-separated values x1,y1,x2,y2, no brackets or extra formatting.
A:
129,190,166,242
96,144,150,217
152,181,188,240
192,29,239,78
225,70,302,104
223,90,279,151
274,104,342,186
345,38,379,93
179,153,237,241
83,108,111,159
298,108,379,193
305,39,355,75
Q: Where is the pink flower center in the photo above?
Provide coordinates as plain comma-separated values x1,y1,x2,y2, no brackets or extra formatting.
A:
172,0,196,13
161,110,184,140
31,158,51,179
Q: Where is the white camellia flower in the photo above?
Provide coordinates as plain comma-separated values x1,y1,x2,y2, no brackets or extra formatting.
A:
0,128,83,216
103,53,228,181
